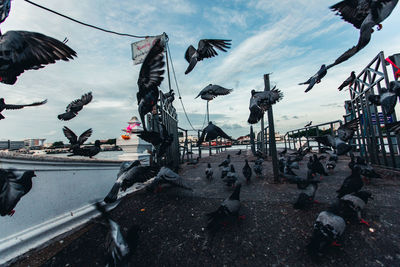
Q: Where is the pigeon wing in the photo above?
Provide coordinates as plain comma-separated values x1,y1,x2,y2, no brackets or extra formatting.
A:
78,128,93,145
210,84,233,96
137,131,163,146
62,126,78,145
330,0,371,29
197,39,231,59
314,135,335,147
184,45,197,63
338,118,359,141
214,124,232,140
80,92,93,105
5,99,47,110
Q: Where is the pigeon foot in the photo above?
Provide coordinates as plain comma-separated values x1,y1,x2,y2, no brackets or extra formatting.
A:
331,241,341,247
360,218,370,226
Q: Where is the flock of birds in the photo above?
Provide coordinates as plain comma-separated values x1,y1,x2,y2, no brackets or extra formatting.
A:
0,0,399,265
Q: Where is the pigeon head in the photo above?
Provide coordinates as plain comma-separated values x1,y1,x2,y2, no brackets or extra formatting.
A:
95,140,101,147
207,163,211,168
227,154,231,159
251,89,256,96
23,170,36,179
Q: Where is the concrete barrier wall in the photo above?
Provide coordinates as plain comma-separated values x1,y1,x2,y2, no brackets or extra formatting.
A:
0,153,125,265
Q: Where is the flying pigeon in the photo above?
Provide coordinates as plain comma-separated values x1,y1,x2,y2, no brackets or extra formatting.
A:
307,203,346,256
57,92,93,121
147,167,192,193
197,122,233,146
184,39,231,74
339,190,373,226
104,161,159,203
248,87,283,124
137,38,165,131
218,154,231,167
299,65,328,93
95,202,139,267
338,71,356,91
62,126,101,158
0,0,10,24
195,84,233,101
304,121,312,127
293,180,320,210
337,165,363,198
0,169,36,216
368,81,400,115
223,164,239,187
242,159,252,184
205,163,213,181
0,98,47,120
206,183,241,233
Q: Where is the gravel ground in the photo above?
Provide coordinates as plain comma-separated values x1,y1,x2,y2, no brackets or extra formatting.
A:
10,149,400,267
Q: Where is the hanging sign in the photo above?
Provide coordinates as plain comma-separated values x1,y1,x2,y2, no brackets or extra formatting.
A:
131,33,166,65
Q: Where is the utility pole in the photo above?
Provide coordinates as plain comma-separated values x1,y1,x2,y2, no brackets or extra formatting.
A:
264,74,280,183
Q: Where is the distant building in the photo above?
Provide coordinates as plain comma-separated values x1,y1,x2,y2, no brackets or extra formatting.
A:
179,135,198,143
0,140,25,150
24,139,46,148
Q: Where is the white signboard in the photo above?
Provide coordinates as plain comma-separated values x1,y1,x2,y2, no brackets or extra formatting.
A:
131,33,166,65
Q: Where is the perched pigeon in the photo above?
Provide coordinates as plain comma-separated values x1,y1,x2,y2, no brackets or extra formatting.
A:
205,163,213,181
0,169,36,216
184,39,231,74
148,167,192,192
328,0,398,69
368,81,400,115
337,166,363,198
57,92,93,121
104,161,159,203
304,121,312,127
195,84,233,101
62,126,101,158
242,159,252,184
223,165,239,187
137,38,165,131
248,87,283,124
236,150,242,156
206,183,241,232
339,190,373,226
95,202,139,267
137,123,173,156
338,71,356,91
293,180,320,210
0,98,47,120
197,122,233,146
218,154,231,167
307,203,346,256
299,65,328,93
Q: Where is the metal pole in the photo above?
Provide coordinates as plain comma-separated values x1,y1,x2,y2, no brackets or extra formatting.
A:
261,115,265,154
264,74,279,182
207,101,210,123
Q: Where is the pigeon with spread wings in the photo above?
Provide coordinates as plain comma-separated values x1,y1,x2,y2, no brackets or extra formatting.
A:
184,39,231,74
195,84,233,100
58,92,93,121
248,87,283,124
137,39,165,131
0,98,47,120
368,81,400,115
62,126,101,158
197,121,233,146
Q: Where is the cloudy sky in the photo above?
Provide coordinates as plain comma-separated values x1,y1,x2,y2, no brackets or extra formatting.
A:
0,0,399,143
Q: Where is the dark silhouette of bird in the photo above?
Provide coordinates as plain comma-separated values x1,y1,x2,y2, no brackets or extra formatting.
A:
309,154,328,177
57,92,93,121
206,183,241,233
137,38,165,131
299,65,328,93
338,71,356,91
253,159,263,178
354,156,381,184
293,180,320,210
304,121,312,127
137,123,173,156
94,202,139,267
0,98,47,120
248,87,283,124
148,167,192,193
62,126,101,158
205,163,213,181
184,39,231,74
279,148,287,157
195,84,233,100
337,166,363,198
223,164,239,187
197,122,233,146
326,156,337,171
0,0,11,24
0,169,36,216
221,165,230,179
242,159,252,184
236,150,242,156
368,80,400,115
104,161,159,203
218,154,231,167
339,190,373,226
385,120,400,134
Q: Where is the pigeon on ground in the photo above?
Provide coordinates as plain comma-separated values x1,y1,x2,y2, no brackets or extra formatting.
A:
279,148,287,157
197,122,233,146
338,71,356,91
309,154,328,177
307,202,346,256
286,156,300,169
337,166,363,198
242,159,252,184
236,150,242,156
253,161,263,178
283,165,304,184
195,84,233,101
94,202,139,267
328,0,398,70
0,169,36,216
62,126,101,158
299,65,328,93
355,156,381,184
206,184,241,233
293,180,320,210
205,163,213,181
304,121,312,127
339,190,373,226
248,87,283,124
57,92,92,121
218,154,231,167
326,156,337,171
104,161,159,203
137,123,173,156
221,165,230,179
368,81,400,115
223,165,239,187
184,39,231,74
147,167,192,193
0,98,47,120
137,38,165,131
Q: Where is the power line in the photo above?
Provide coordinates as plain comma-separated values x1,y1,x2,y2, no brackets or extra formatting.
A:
24,0,150,38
